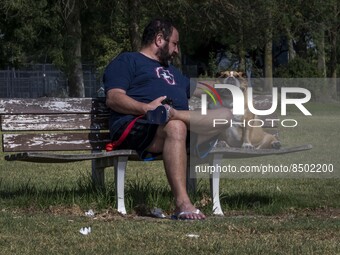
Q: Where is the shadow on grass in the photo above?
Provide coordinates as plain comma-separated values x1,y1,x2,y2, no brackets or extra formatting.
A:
220,193,273,208
219,192,295,214
0,175,293,215
0,175,116,208
0,174,175,213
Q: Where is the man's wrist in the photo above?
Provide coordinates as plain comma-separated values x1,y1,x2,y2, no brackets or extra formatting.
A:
141,103,150,115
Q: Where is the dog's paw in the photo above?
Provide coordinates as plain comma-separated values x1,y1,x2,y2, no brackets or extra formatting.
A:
215,140,230,148
242,143,254,150
271,141,281,149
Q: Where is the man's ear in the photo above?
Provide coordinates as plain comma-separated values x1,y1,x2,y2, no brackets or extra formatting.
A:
155,33,163,47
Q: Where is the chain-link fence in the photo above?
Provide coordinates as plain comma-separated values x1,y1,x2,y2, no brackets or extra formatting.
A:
0,64,102,98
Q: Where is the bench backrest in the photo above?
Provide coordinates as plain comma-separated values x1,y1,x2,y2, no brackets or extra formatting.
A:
0,98,110,152
1,95,277,153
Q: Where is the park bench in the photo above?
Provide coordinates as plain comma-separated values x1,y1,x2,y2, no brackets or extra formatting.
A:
0,97,312,216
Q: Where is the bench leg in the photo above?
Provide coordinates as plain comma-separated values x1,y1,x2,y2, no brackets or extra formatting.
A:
114,156,128,215
186,158,197,193
210,153,224,216
91,158,105,188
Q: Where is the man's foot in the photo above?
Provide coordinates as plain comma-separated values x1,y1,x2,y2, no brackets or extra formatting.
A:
171,209,206,220
172,202,206,220
146,105,171,124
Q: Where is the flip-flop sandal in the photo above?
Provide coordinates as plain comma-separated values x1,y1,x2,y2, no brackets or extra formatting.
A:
195,136,219,159
171,209,205,220
146,105,170,125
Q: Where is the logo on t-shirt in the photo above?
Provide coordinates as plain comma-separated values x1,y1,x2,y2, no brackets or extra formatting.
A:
156,67,176,85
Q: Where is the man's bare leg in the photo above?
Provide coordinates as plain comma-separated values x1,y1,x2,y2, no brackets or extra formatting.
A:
145,107,232,219
169,107,233,144
147,120,205,219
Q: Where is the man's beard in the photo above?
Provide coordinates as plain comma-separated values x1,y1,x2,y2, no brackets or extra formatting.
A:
156,43,174,66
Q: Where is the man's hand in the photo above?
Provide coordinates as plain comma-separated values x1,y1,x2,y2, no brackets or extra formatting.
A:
144,96,167,112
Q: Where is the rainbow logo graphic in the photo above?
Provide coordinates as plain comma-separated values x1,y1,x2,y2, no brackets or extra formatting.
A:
198,82,223,106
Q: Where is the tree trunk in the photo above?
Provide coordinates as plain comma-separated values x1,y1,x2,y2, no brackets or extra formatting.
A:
316,25,326,78
128,0,141,51
262,8,273,92
237,18,246,72
329,2,338,100
263,21,273,92
264,38,273,92
286,27,296,61
329,28,337,99
62,0,84,97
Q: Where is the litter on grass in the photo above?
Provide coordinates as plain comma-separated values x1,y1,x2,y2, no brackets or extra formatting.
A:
79,227,92,235
85,209,95,217
186,234,199,238
150,208,167,218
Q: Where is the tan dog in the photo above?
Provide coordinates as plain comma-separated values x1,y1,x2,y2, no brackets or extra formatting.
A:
217,71,281,149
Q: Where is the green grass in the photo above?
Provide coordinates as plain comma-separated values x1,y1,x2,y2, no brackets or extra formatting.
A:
0,102,339,254
0,210,338,255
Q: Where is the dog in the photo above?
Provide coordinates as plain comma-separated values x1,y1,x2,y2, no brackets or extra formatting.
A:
216,71,281,149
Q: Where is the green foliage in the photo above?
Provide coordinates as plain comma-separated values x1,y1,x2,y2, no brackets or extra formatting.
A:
94,36,126,75
80,1,131,74
207,51,218,77
274,57,322,78
0,0,339,98
0,0,63,67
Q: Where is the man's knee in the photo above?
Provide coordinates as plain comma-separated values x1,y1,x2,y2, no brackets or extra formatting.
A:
164,120,187,141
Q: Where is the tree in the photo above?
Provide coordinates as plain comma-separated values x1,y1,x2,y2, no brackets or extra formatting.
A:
127,0,141,51
0,0,338,101
58,0,84,97
298,0,339,100
0,0,63,67
328,0,338,99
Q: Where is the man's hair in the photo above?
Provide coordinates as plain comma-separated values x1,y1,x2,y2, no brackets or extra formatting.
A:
141,18,176,47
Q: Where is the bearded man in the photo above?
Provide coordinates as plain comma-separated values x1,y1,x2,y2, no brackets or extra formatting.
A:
104,18,232,220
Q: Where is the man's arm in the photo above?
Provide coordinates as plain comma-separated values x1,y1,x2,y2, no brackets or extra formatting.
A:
106,88,166,115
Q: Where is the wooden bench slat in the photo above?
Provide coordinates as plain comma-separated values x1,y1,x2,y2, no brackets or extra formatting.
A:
0,98,108,114
0,112,277,130
1,114,109,131
2,133,111,152
4,150,139,163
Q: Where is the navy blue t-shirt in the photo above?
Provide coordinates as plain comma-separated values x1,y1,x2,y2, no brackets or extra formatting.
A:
103,52,191,134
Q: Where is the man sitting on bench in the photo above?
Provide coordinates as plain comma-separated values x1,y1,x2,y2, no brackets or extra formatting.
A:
103,18,232,220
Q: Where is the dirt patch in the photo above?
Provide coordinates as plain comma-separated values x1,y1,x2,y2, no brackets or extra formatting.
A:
46,204,84,216
2,205,339,221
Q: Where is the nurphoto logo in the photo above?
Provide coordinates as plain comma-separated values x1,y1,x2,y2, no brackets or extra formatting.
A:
200,83,312,128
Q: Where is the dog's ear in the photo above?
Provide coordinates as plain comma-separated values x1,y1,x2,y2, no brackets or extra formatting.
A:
234,71,246,78
219,71,227,78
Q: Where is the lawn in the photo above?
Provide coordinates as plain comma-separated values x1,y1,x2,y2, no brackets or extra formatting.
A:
0,102,339,254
